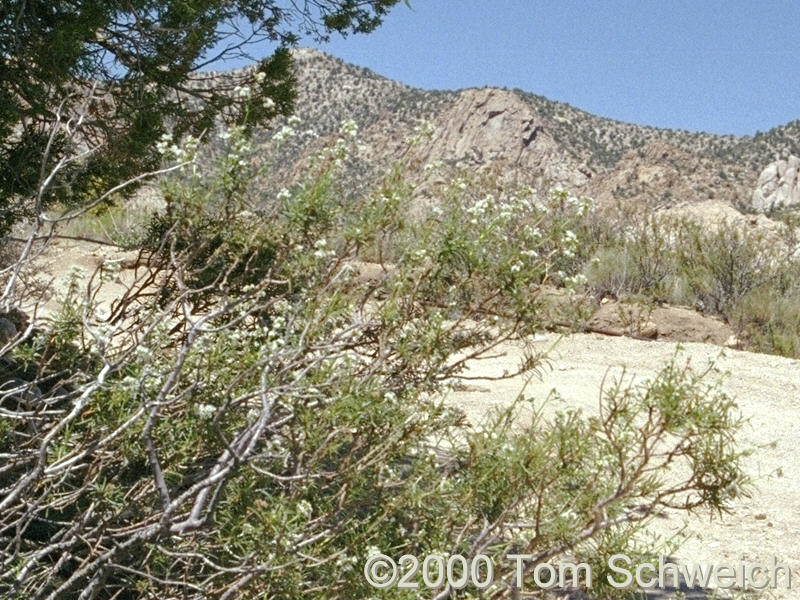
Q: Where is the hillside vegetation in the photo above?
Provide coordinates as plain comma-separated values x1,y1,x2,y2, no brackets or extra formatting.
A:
2,47,798,600
264,49,800,213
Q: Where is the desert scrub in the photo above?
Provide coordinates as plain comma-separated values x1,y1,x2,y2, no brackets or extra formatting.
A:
730,286,800,357
0,124,750,599
57,192,163,248
399,178,596,328
580,204,800,357
582,207,683,301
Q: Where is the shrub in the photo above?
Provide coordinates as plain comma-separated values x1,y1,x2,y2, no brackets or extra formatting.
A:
676,220,781,315
731,286,800,357
0,125,749,599
582,206,800,358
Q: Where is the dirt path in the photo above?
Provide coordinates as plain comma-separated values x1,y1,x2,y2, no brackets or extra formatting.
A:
447,333,800,599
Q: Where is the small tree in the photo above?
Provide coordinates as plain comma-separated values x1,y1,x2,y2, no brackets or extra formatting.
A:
0,0,402,235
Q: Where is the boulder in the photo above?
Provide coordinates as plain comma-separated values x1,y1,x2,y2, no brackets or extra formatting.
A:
751,155,800,212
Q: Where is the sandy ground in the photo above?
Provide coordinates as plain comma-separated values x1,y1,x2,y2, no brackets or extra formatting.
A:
447,333,800,599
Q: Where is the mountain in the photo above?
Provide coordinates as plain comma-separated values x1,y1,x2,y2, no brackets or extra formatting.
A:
259,48,800,214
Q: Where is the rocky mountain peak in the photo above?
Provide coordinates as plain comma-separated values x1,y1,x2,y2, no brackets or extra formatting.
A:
266,49,800,213
416,87,590,188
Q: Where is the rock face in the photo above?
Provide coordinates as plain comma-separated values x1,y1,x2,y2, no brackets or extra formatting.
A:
419,88,590,188
751,155,800,212
586,142,750,208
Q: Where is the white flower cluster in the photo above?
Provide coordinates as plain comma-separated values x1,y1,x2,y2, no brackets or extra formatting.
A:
233,84,251,100
340,118,358,138
67,264,87,281
100,259,123,283
219,126,251,168
561,228,579,259
312,238,336,260
413,121,436,140
336,553,358,572
410,248,428,263
156,132,199,164
564,273,588,288
156,132,179,156
272,124,296,143
57,264,88,299
304,118,360,168
567,193,595,216
423,159,443,173
465,194,494,224
297,499,313,519
193,403,216,419
257,311,291,356
271,115,302,142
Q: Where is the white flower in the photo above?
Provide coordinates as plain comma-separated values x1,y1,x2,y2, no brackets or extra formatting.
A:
276,188,291,201
565,273,587,288
313,238,335,260
413,121,435,138
272,125,296,142
339,118,358,138
254,71,266,84
423,160,443,172
287,115,301,126
193,403,216,419
297,500,312,519
412,248,428,261
155,132,173,155
262,97,276,110
234,85,251,99
525,225,542,238
134,345,153,360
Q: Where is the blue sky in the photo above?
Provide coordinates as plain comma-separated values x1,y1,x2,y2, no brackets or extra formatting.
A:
295,0,799,136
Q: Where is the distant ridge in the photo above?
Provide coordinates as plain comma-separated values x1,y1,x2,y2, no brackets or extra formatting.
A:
256,48,800,213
